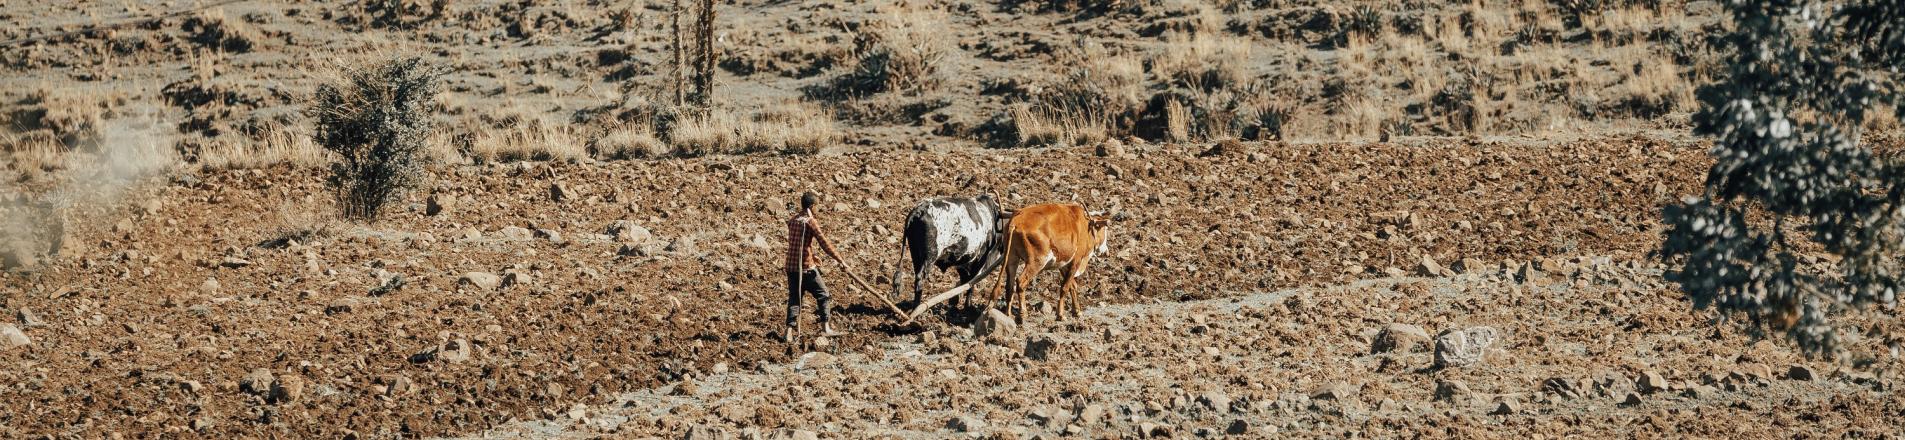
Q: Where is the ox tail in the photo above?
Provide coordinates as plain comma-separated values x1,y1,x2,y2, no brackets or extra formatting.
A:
987,214,1017,311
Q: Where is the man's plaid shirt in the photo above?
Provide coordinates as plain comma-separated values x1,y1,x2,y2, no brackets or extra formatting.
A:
785,213,825,274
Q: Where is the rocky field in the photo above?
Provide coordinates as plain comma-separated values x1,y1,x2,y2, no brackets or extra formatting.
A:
5,0,1905,438
4,136,1903,438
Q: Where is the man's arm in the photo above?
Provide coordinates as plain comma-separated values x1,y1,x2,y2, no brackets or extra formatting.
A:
810,219,845,263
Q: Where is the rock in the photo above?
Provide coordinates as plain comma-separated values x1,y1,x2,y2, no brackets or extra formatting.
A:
607,220,653,244
1,324,30,349
1096,138,1125,157
974,308,1018,344
1434,326,1502,368
240,369,275,396
219,257,251,268
426,194,455,215
1198,390,1232,413
454,271,502,290
1372,323,1431,354
1491,397,1522,415
1786,364,1816,381
671,378,699,396
682,426,726,440
1225,419,1249,435
497,270,532,289
200,278,221,293
711,362,728,374
1542,377,1581,399
269,375,305,403
1592,373,1636,398
1312,382,1357,401
1620,392,1643,405
1416,256,1445,277
1076,403,1105,425
812,335,832,349
664,236,698,255
948,415,987,432
534,229,564,244
437,338,473,363
550,182,572,202
745,234,772,250
1433,379,1471,401
1453,257,1488,275
1638,371,1670,394
499,226,533,240
1024,336,1058,361
795,352,834,370
1683,384,1719,399
1516,261,1546,284
16,308,45,328
1382,267,1407,277
1138,422,1173,437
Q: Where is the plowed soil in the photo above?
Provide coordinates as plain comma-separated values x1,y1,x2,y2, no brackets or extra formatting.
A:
5,137,1903,438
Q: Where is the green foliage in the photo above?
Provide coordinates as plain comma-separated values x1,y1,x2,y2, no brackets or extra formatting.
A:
311,57,443,221
1661,0,1904,353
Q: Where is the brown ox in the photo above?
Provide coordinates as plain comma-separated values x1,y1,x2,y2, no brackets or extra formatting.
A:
988,203,1113,322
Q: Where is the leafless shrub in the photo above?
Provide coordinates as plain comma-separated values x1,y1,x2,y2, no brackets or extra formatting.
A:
1147,31,1250,92
310,57,442,221
817,9,950,98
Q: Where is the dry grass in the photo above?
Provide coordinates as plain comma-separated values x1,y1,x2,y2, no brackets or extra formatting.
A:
821,6,951,98
196,125,329,170
591,122,669,160
1148,31,1251,91
1009,49,1145,147
1010,104,1111,147
668,102,838,156
1,133,71,176
458,108,587,163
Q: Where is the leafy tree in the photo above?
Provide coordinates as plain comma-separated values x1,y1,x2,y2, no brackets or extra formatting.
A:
1662,0,1903,354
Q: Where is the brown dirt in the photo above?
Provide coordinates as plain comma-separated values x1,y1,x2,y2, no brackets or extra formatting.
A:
11,136,1897,439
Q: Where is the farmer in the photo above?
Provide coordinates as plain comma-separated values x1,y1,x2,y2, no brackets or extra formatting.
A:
785,191,844,342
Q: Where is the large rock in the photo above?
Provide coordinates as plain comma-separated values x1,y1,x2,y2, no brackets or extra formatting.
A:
269,375,306,404
974,308,1018,344
1434,379,1472,402
1638,370,1670,394
1434,326,1502,368
239,369,275,397
948,415,987,432
1,324,29,349
607,220,653,244
426,194,455,216
1024,336,1059,361
498,226,533,240
458,272,502,290
1416,256,1445,277
1371,323,1430,354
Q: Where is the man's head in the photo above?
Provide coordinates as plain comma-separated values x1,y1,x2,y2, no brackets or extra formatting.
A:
800,191,819,212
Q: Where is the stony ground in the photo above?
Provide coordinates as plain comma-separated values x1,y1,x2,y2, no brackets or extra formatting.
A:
5,136,1904,439
459,265,1905,439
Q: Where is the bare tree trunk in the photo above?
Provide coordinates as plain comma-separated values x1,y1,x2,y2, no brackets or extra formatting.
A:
671,0,685,107
692,0,716,107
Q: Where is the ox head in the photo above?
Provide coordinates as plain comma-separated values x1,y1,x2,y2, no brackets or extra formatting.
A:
976,193,1001,215
1086,210,1116,255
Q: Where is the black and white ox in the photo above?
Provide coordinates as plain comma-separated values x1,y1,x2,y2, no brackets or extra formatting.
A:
892,194,1008,312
